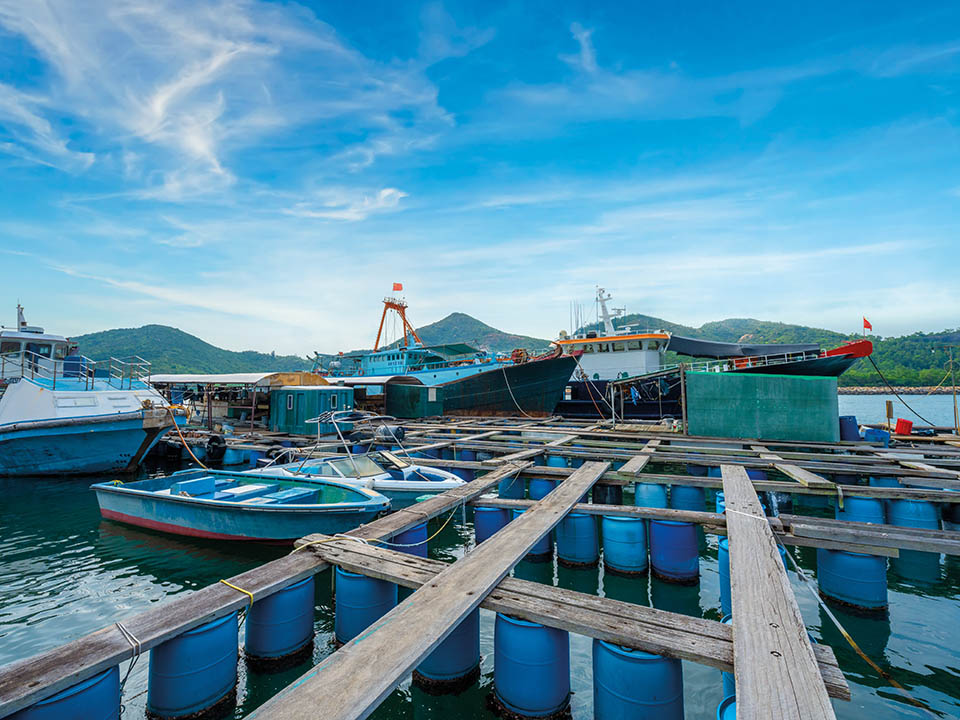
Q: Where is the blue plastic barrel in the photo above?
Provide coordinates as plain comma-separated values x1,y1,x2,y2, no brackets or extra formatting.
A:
687,464,709,477
11,666,119,720
717,695,736,720
499,474,526,500
546,455,568,468
392,521,428,558
839,415,860,441
555,513,599,567
720,615,734,698
715,491,725,513
817,549,887,611
863,428,890,447
494,614,570,718
414,608,480,693
649,520,698,583
836,496,885,525
602,516,648,575
888,497,942,582
720,540,785,614
334,568,397,644
593,639,683,720
475,506,510,543
512,509,552,561
147,612,238,719
635,484,668,509
351,444,367,455
670,485,706,512
529,477,557,500
245,576,315,663
888,498,940,530
454,449,476,482
868,475,900,516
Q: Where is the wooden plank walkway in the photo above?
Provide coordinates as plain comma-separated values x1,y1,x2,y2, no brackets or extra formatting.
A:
299,534,850,700
722,464,836,720
0,463,529,718
250,461,609,720
482,433,579,464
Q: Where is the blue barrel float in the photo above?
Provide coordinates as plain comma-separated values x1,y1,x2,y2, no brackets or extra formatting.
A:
492,614,570,719
635,483,668,509
837,496,885,524
147,612,238,720
453,449,476,482
512,508,552,562
413,608,481,694
817,549,887,612
889,496,942,583
499,473,526,500
593,639,683,720
720,615,735,698
555,512,599,567
649,520,698,584
546,454,567,469
334,568,397,645
245,576,315,671
717,695,736,720
475,506,510,543
391,522,428,558
839,414,860,441
602,516,648,576
351,444,367,455
715,491,726,513
12,666,119,720
669,485,706,512
529,477,557,500
868,475,900,517
719,539,787,615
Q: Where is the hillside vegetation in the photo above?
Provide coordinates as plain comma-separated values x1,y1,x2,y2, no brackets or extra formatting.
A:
388,312,552,355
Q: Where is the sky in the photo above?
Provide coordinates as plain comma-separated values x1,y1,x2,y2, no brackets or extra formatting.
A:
0,1,958,356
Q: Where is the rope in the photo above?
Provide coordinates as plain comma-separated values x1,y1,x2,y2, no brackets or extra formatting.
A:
572,354,616,421
115,622,141,697
166,406,209,469
219,579,253,609
501,366,536,419
867,357,938,428
776,536,939,716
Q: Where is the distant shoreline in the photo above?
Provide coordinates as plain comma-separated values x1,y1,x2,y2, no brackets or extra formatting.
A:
838,386,957,395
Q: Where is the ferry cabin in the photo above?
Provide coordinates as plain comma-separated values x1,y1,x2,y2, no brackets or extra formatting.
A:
556,332,670,381
0,328,75,383
331,343,501,382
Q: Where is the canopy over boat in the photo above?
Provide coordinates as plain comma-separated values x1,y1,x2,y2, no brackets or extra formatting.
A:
667,335,820,360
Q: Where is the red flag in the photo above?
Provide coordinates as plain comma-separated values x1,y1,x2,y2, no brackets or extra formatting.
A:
863,317,872,332
392,282,403,292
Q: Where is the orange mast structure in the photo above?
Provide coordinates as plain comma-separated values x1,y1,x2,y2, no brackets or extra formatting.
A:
373,297,422,351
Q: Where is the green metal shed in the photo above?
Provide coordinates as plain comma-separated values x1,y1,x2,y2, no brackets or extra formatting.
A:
269,386,354,436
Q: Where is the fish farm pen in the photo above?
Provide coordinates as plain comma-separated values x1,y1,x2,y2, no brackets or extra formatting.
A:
2,416,960,720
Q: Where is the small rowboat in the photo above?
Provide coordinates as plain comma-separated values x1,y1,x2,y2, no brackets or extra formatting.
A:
91,469,389,542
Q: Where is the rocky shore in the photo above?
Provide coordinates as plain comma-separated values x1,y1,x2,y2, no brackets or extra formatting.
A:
838,386,957,395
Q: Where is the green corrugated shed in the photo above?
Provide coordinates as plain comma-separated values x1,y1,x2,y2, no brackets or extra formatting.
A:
385,383,443,418
685,372,839,442
269,386,354,435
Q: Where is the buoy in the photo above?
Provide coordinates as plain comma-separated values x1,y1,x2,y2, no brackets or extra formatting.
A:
717,695,736,720
392,521,428,558
555,512,599,567
601,516,648,575
334,568,397,645
817,549,887,612
720,615,734,698
593,639,683,720
492,614,570,718
669,485,706,512
11,666,119,720
529,477,557,500
453,449,476,482
634,483,668,509
147,612,238,719
475,506,510,543
245,576,315,671
720,539,786,615
499,474,526,500
512,509,552,562
649,520,698,584
413,608,480,694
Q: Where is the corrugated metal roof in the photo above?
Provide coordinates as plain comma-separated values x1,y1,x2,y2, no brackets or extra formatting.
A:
150,372,278,385
323,375,424,386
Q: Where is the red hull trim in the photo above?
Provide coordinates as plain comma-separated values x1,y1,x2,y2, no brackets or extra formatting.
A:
100,509,294,543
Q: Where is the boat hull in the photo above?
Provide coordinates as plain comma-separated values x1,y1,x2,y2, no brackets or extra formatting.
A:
0,409,173,476
554,379,682,420
94,486,383,542
731,354,860,377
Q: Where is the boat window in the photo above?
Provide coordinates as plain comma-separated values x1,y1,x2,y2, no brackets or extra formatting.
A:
628,341,641,350
286,394,294,410
0,341,20,355
26,342,52,358
612,343,625,352
581,344,593,353
597,344,609,353
329,456,384,477
53,344,69,360
330,394,338,409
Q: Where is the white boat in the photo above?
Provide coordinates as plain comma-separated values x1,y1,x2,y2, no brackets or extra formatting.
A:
247,449,465,508
0,305,177,475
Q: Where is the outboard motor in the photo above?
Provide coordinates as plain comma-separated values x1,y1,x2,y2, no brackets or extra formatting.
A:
205,434,227,464
374,425,405,443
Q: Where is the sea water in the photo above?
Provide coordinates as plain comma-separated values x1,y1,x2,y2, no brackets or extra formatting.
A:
839,393,960,429
1,464,958,719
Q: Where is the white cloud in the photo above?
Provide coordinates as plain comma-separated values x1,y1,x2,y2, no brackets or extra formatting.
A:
284,187,409,222
562,22,597,73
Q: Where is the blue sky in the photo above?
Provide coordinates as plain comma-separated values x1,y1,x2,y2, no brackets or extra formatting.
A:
0,1,958,355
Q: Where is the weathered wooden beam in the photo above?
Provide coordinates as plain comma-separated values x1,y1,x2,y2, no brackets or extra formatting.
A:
722,464,835,720
482,433,580,464
250,462,609,720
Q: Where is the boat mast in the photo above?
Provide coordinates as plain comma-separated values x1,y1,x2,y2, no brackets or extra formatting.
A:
597,287,616,336
16,303,26,331
373,295,422,351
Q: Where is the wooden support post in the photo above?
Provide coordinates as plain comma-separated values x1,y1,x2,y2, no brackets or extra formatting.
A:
250,462,609,720
679,364,688,435
721,464,835,720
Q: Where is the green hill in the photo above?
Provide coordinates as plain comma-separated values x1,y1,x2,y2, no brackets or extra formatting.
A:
388,312,552,355
73,325,310,374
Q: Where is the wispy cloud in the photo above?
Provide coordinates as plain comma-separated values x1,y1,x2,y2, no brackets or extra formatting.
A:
284,187,409,221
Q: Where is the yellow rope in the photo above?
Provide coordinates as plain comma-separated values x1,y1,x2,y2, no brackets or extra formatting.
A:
166,406,209,470
219,579,254,609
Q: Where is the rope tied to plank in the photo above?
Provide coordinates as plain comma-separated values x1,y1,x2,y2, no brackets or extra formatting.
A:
115,621,142,701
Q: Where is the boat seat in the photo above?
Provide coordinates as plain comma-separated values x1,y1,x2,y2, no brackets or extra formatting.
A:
214,479,239,490
218,484,278,501
169,476,217,497
263,487,318,505
238,497,278,505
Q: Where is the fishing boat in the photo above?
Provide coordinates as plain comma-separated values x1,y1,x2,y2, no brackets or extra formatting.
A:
92,469,389,542
248,449,464,508
0,305,178,475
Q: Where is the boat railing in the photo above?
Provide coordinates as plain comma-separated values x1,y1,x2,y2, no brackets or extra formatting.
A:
0,350,152,391
662,350,820,376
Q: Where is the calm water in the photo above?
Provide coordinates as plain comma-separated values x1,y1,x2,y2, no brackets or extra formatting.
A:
839,393,960,429
1,462,959,719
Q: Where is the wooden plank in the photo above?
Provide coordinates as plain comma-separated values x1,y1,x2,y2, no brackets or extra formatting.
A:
483,434,580,465
897,460,960,479
616,439,661,475
0,461,530,719
251,461,609,720
302,536,849,700
775,464,835,489
721,464,836,720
